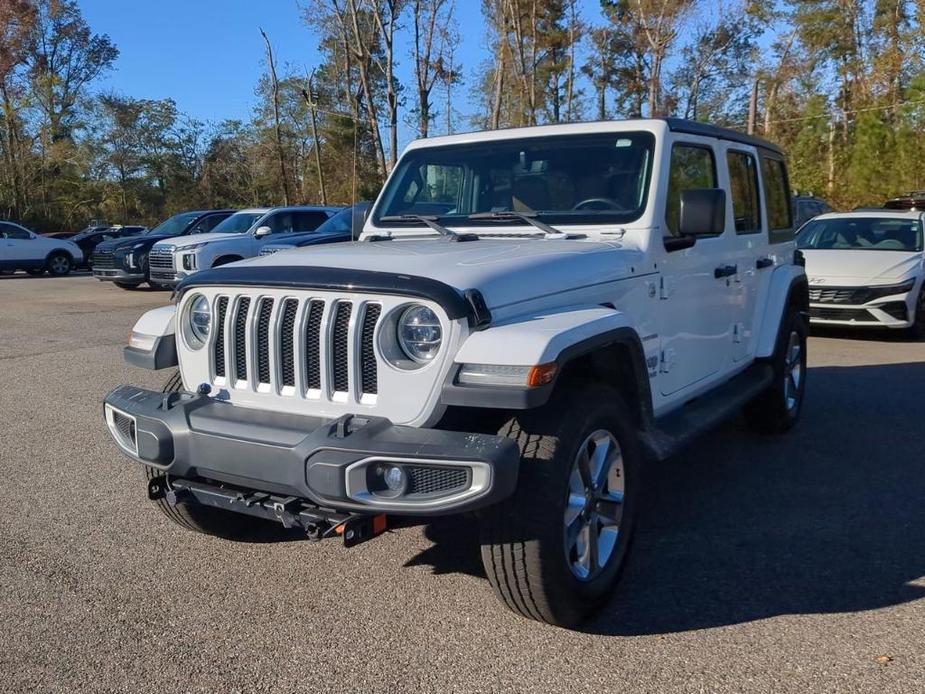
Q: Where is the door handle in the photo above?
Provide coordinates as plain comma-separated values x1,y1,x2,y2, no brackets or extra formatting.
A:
714,264,737,279
756,257,774,269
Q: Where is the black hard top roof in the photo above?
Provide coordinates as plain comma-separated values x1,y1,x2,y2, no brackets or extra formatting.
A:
661,118,783,155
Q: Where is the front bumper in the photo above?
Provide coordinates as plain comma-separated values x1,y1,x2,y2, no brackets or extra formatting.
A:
93,268,146,282
809,300,913,328
103,384,520,516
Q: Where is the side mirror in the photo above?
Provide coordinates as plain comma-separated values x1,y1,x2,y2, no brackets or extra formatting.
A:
351,201,372,239
679,189,726,237
254,225,272,238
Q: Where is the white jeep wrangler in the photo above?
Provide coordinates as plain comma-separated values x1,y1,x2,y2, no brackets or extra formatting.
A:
104,119,808,627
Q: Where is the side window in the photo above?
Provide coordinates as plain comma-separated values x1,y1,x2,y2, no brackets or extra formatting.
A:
201,214,226,232
727,151,761,234
293,211,329,232
1,223,30,240
265,212,294,234
761,155,793,243
665,144,717,237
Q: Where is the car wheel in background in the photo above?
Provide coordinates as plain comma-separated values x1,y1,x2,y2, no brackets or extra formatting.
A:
114,281,143,290
47,252,73,276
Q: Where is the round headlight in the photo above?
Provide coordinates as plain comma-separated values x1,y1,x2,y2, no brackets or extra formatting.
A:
397,305,442,364
187,294,211,348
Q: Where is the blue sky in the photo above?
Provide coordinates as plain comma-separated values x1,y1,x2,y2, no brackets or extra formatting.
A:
80,0,605,144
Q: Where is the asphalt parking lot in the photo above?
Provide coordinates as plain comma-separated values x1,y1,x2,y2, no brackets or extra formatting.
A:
1,274,923,694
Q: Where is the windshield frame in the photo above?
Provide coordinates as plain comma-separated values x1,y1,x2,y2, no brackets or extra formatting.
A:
797,216,924,252
371,132,656,229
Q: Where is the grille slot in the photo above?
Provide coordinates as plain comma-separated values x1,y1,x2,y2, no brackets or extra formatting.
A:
304,300,324,390
332,302,352,393
234,297,251,383
257,298,274,384
406,466,469,496
361,304,381,395
280,299,298,387
214,297,228,378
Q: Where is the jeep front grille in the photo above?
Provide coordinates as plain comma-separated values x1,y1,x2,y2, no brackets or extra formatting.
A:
211,293,383,400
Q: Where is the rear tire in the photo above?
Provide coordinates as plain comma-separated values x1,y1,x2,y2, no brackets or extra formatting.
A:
744,307,808,433
146,370,287,541
47,252,72,276
479,382,641,627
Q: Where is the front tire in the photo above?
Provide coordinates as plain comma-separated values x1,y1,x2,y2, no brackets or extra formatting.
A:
907,288,925,339
744,307,808,433
146,370,286,541
47,252,72,276
479,382,641,627
114,280,143,290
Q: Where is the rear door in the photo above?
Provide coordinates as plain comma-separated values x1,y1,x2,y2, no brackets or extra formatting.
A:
657,141,734,396
0,223,35,264
724,147,766,362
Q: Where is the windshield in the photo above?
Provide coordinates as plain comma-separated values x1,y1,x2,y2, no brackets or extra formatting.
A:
797,217,923,252
373,132,654,227
146,212,201,237
314,208,352,234
211,211,265,234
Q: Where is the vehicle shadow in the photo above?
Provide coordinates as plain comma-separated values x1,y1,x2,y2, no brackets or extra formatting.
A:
810,324,921,343
406,362,925,634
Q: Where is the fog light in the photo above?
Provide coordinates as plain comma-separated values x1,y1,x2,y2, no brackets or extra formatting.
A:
382,465,406,491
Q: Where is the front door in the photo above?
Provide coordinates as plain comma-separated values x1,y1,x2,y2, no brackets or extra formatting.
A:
657,142,733,397
0,223,35,265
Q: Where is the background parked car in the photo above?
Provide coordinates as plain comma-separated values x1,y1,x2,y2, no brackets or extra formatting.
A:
257,206,355,257
92,210,234,289
793,193,834,229
71,225,147,268
149,205,342,285
0,221,84,276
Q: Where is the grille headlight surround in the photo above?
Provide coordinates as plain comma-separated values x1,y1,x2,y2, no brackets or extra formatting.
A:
397,304,442,364
183,293,212,349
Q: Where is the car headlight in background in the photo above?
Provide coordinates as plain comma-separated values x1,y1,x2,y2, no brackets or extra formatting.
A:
180,242,209,252
867,278,917,302
397,304,442,364
185,294,211,349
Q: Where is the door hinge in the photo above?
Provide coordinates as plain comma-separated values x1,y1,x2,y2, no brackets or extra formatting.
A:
659,348,676,373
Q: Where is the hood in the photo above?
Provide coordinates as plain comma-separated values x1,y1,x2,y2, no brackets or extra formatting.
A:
242,238,638,309
803,249,923,284
96,232,176,253
157,232,244,249
267,230,352,248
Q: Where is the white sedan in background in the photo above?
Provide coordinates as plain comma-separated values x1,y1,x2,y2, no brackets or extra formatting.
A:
798,210,925,334
0,221,84,276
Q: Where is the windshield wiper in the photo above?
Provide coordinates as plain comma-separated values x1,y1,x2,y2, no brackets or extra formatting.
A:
379,214,472,241
467,211,574,238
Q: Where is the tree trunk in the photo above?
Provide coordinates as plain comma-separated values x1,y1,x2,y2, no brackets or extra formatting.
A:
302,71,327,205
260,28,290,206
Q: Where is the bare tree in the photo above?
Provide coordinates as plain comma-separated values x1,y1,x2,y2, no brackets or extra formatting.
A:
260,28,290,205
412,0,455,137
369,0,403,169
301,70,328,204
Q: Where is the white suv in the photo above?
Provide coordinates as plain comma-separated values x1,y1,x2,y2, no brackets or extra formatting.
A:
798,210,925,333
104,119,808,628
148,206,342,286
0,222,84,276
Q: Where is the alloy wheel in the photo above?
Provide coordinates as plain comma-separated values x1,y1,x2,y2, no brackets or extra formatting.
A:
783,330,803,411
563,429,625,581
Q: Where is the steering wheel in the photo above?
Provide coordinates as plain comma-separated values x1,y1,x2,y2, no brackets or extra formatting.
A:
572,197,625,211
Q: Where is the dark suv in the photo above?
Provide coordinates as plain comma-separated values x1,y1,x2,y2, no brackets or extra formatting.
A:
793,194,834,229
72,225,147,268
91,210,233,289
